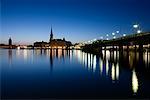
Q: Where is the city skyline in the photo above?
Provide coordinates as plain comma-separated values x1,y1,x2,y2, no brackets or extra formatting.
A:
1,0,150,45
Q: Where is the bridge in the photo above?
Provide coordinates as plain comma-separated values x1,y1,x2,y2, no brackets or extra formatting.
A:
82,32,150,53
103,32,149,45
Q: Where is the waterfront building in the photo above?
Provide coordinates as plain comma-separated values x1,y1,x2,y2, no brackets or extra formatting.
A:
34,28,72,49
8,37,12,46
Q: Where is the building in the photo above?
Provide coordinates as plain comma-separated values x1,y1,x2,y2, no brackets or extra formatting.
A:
0,37,17,49
8,37,12,46
34,28,72,49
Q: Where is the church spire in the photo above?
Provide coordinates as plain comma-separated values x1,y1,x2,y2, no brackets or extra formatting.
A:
49,26,53,42
51,27,53,35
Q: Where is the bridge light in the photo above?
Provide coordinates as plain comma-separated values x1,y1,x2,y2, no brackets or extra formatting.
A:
100,36,103,40
133,24,139,28
106,38,109,40
112,32,115,36
113,36,116,39
116,31,119,33
106,34,109,37
123,34,126,37
137,30,142,33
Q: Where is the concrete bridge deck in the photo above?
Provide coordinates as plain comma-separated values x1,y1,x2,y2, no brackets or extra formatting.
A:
102,32,150,46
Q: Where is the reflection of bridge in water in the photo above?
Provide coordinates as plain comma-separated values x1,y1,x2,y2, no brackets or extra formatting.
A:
74,50,150,94
11,49,150,95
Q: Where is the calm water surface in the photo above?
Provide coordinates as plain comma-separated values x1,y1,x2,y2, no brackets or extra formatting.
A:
1,49,150,99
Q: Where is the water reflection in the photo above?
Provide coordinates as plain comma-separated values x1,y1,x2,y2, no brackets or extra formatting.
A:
50,49,53,71
132,69,139,94
33,49,71,72
111,64,115,81
75,50,149,95
8,49,12,67
5,49,150,97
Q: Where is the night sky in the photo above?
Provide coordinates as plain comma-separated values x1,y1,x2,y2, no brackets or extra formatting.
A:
1,0,150,44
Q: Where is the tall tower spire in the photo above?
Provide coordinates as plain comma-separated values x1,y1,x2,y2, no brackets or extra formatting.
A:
49,26,53,42
8,37,12,46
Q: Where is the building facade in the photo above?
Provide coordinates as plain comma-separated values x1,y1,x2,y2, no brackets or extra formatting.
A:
34,28,72,49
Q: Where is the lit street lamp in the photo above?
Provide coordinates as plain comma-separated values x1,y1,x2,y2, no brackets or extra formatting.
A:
112,32,115,36
106,34,109,40
133,24,142,34
123,34,126,37
116,31,119,34
137,30,142,33
133,24,139,28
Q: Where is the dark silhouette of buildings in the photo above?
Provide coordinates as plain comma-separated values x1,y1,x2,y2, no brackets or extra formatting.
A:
49,27,53,42
34,27,72,49
8,37,13,49
8,37,12,46
0,37,17,49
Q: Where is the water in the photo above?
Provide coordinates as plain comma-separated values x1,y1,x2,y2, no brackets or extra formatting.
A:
1,49,150,99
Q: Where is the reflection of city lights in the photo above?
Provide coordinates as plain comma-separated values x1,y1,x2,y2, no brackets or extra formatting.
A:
58,49,62,58
99,59,103,74
132,69,139,94
88,54,91,69
106,50,110,60
143,52,150,67
106,60,109,75
84,53,87,67
93,55,96,72
116,63,119,80
111,64,115,81
114,51,117,61
23,49,28,60
82,52,85,66
90,55,93,67
77,50,82,63
16,49,20,57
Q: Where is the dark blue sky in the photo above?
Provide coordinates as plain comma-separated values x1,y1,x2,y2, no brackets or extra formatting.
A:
1,0,150,44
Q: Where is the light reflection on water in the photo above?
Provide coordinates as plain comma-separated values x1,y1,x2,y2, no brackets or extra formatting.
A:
74,50,150,94
132,69,139,94
1,49,150,99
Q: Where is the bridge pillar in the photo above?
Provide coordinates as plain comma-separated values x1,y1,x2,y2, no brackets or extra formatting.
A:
119,45,123,51
112,44,114,51
139,44,143,52
134,44,137,52
127,45,129,52
104,45,106,50
99,45,102,52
